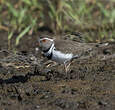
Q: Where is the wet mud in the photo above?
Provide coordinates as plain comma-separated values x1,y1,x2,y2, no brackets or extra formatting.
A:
0,32,115,110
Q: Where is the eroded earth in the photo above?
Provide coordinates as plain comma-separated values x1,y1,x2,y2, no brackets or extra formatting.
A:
0,32,115,110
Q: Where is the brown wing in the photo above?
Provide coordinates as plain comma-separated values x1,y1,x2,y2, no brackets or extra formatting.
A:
54,39,95,55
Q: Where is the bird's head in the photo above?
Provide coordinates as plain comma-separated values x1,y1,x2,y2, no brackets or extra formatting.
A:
38,36,54,52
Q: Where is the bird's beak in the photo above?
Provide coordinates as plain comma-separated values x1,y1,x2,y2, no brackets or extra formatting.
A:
37,42,39,46
37,37,41,46
35,41,40,47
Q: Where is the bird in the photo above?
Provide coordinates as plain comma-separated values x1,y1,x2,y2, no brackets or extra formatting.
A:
37,35,93,78
37,36,80,77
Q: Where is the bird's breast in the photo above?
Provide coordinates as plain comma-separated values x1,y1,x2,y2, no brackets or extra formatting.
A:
51,50,73,64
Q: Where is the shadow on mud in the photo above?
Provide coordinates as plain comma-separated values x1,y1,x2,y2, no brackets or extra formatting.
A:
0,72,40,84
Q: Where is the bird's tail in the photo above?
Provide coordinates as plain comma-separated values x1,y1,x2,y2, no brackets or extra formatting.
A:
72,48,93,60
72,54,81,60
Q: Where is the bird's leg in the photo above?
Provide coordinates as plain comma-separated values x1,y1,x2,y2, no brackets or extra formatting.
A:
64,62,71,79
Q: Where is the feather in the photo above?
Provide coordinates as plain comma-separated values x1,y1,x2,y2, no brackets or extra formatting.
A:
52,49,73,64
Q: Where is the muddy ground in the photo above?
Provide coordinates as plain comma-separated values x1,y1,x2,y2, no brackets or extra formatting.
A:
0,31,115,110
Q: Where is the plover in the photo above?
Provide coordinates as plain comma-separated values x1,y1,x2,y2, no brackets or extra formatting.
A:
37,36,84,77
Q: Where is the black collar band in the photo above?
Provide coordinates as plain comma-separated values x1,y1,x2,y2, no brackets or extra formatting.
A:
43,43,54,60
43,45,52,53
47,52,53,59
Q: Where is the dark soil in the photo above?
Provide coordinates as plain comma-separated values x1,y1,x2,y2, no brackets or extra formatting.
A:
0,31,115,110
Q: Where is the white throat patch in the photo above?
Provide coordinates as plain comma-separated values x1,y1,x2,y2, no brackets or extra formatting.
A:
44,43,55,57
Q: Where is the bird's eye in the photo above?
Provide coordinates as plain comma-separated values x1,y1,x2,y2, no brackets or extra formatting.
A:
42,39,46,42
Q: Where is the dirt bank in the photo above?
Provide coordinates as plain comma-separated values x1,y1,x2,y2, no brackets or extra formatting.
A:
0,31,115,110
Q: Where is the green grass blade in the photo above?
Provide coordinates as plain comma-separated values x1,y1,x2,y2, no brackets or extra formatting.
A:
47,0,56,16
8,31,14,40
16,26,31,46
6,2,18,17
